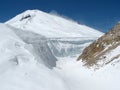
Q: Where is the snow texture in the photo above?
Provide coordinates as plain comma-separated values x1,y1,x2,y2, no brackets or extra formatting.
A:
6,10,103,38
0,23,119,90
0,9,119,90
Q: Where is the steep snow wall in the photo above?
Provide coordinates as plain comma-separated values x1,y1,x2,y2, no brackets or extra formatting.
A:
0,23,68,90
7,25,57,68
47,38,95,57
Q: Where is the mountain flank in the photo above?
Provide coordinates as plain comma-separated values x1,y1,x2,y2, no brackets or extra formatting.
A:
77,23,120,68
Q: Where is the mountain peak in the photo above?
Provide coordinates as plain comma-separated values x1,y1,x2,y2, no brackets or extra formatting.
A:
5,9,103,38
111,22,120,33
19,10,47,21
105,22,120,40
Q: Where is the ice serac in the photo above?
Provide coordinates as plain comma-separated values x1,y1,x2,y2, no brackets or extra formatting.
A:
47,37,95,57
6,10,103,38
77,23,120,68
7,25,57,68
0,23,57,69
5,9,103,57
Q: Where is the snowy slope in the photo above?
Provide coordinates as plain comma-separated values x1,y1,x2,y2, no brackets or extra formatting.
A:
0,23,25,67
0,23,69,90
7,25,57,68
6,10,103,38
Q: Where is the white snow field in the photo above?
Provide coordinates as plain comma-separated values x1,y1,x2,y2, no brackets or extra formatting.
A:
0,10,119,90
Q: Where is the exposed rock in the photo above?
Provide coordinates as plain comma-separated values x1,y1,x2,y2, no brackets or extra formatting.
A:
20,14,32,21
77,23,120,67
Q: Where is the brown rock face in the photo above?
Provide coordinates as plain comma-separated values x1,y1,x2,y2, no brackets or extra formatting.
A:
77,23,120,67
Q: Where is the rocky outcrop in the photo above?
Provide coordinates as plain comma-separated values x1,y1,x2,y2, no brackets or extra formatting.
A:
77,23,120,67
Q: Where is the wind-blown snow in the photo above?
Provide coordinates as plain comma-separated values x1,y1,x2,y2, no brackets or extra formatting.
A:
6,10,103,38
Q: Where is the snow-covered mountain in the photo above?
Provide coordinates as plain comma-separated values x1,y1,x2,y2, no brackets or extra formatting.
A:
6,10,103,57
6,10,103,38
0,9,120,90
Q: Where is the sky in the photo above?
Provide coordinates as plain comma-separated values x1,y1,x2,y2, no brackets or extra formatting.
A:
0,0,120,33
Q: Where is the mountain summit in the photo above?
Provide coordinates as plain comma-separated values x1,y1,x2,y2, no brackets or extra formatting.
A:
77,23,120,68
6,10,103,38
